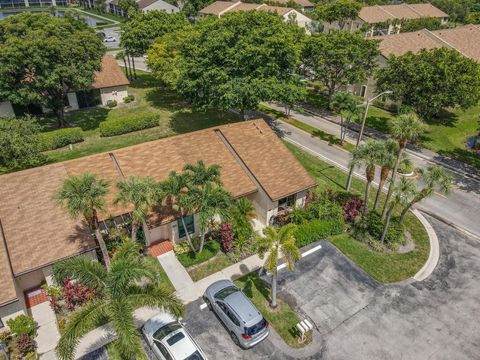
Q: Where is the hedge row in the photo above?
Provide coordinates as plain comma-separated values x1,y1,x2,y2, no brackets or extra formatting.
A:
176,240,220,268
99,114,159,137
40,127,84,151
295,218,344,248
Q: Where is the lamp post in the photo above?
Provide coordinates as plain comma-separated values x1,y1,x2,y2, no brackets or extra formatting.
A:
345,90,392,192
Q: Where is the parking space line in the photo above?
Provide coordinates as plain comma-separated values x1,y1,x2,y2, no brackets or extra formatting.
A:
200,303,207,310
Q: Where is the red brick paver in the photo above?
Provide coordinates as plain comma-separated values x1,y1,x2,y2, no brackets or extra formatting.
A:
148,240,174,257
25,288,48,308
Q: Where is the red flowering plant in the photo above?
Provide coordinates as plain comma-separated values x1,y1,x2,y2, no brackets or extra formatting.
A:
62,279,97,311
343,197,363,223
220,223,234,253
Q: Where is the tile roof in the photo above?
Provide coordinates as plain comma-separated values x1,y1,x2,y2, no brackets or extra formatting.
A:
91,55,130,90
376,25,480,62
359,3,448,23
199,1,296,16
0,120,315,303
258,4,293,16
199,1,238,15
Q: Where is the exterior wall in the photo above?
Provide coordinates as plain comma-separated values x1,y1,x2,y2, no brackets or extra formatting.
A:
284,10,312,34
66,92,80,111
322,18,364,33
147,214,201,245
0,300,24,330
100,85,128,105
346,55,387,99
15,268,46,292
142,0,179,13
0,101,14,117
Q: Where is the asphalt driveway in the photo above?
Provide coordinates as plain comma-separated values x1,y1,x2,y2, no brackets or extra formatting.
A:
183,215,480,359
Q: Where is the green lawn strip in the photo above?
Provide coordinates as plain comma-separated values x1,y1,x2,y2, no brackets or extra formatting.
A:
285,142,430,283
234,273,306,348
40,71,241,163
76,8,124,23
187,253,235,282
176,241,221,268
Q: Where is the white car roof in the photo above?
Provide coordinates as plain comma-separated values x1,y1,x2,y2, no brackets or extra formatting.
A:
162,329,198,359
143,312,177,338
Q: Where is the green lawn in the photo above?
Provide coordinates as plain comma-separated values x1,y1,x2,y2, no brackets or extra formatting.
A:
42,72,241,163
235,273,307,348
187,253,234,282
285,142,429,283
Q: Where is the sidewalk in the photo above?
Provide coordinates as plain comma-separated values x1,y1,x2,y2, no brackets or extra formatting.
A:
29,302,60,360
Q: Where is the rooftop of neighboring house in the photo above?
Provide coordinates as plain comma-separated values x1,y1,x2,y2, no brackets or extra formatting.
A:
199,1,299,16
136,0,179,10
266,0,314,8
0,120,315,305
91,55,130,90
359,3,448,24
376,25,480,62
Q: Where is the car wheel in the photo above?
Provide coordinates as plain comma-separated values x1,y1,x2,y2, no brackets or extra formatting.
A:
230,331,241,347
204,297,212,310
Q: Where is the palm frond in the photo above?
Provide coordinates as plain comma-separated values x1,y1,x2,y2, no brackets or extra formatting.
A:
111,238,143,263
125,283,184,318
265,246,279,273
107,259,157,298
56,300,108,360
281,238,301,271
52,257,107,295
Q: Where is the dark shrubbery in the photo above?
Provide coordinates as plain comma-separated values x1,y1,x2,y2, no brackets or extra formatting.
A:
123,95,135,103
106,99,117,108
294,218,344,247
99,114,159,136
40,127,84,150
176,240,221,268
357,212,404,245
220,223,234,253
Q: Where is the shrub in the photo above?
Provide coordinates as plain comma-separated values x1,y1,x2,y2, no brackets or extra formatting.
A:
220,223,234,253
99,114,159,137
361,212,404,245
294,218,344,248
63,279,96,311
106,99,117,108
176,240,220,268
39,127,84,151
123,95,135,103
14,334,36,355
343,197,363,223
0,330,11,347
41,284,63,314
6,315,37,337
288,207,309,225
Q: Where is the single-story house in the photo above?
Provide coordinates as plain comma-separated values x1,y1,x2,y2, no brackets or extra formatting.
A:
265,0,314,13
0,55,129,118
0,119,316,327
346,25,480,98
323,3,448,36
108,0,179,17
199,1,314,33
347,25,480,99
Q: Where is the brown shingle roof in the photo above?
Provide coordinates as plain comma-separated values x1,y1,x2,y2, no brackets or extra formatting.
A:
359,3,448,23
376,25,480,63
268,0,313,8
219,120,316,201
0,221,17,305
91,55,130,90
199,1,237,15
199,1,296,16
258,4,293,15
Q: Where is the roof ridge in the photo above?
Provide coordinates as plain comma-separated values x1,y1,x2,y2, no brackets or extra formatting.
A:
219,0,242,15
424,28,469,57
376,4,396,18
405,3,425,16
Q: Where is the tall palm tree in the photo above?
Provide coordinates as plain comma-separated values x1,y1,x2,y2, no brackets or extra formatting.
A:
330,92,358,145
255,224,300,308
114,176,156,241
380,177,416,243
159,171,196,252
183,160,222,190
191,184,232,252
373,139,398,211
53,239,183,360
55,173,111,269
382,113,425,219
229,197,256,242
399,165,452,223
350,140,383,215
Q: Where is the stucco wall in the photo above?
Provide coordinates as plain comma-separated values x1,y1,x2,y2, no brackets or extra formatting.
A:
66,92,80,111
0,101,15,117
100,86,128,105
143,0,179,13
0,300,24,329
284,11,313,34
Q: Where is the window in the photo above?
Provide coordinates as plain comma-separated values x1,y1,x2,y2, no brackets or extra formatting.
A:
214,286,239,300
245,318,267,336
177,215,194,239
154,341,173,360
153,322,181,341
216,301,240,326
360,85,367,98
278,194,296,209
166,332,185,346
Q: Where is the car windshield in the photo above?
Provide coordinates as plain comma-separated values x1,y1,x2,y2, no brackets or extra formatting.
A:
184,350,204,360
153,322,182,341
166,331,185,346
214,285,240,300
245,318,267,336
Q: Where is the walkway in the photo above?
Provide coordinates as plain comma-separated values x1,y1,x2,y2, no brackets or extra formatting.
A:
29,302,60,360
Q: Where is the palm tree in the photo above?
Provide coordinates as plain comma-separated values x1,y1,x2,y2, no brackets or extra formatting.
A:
115,51,131,80
399,165,452,223
183,160,222,190
381,112,425,219
229,197,256,243
350,140,383,215
255,224,300,308
114,176,156,241
53,239,183,360
55,173,111,269
192,184,232,252
159,171,196,252
373,139,398,211
380,177,416,243
330,92,358,145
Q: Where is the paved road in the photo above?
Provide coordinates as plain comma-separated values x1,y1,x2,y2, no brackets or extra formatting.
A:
183,216,480,359
263,108,480,238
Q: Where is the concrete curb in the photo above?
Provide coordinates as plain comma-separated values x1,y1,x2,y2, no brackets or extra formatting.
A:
412,209,440,282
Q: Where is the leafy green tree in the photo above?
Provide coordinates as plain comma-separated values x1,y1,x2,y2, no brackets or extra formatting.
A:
330,92,360,144
0,116,45,170
372,139,398,211
176,11,305,119
376,48,480,120
431,0,472,23
399,17,445,32
255,224,300,308
275,81,307,117
55,173,111,269
466,11,480,24
302,31,379,98
316,0,362,29
381,113,425,219
0,13,105,128
114,176,156,241
229,197,255,244
350,139,383,215
118,0,139,14
399,165,452,223
53,239,183,360
380,177,416,243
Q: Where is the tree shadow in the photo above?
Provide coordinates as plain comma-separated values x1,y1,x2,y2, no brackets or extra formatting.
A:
169,109,241,135
239,272,272,303
144,87,190,113
425,108,459,127
128,72,159,89
365,114,391,134
65,107,110,131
